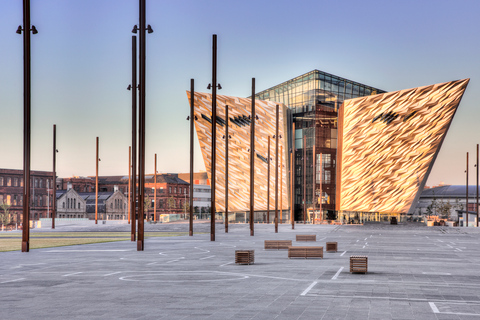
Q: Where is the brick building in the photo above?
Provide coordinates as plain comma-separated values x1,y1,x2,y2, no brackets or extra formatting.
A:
57,173,190,221
144,174,190,220
57,176,95,193
0,168,54,222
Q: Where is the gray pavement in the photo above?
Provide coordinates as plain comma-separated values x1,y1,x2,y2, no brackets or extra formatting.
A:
2,222,480,319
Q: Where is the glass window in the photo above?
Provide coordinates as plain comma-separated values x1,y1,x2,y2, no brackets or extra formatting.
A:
0,177,3,186
322,154,331,168
20,178,24,187
6,195,11,205
7,177,11,186
323,170,331,184
13,178,18,187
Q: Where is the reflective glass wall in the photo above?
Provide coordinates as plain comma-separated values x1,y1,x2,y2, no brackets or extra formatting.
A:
255,70,385,222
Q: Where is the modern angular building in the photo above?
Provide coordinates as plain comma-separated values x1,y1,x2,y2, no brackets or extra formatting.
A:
188,70,469,223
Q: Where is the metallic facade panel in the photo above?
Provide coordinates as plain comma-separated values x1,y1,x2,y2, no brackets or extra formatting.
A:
187,92,289,212
337,79,469,213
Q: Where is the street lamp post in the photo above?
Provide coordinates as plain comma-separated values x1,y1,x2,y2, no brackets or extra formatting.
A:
208,34,221,241
280,145,283,224
128,146,131,224
128,34,137,241
291,122,295,229
303,135,306,224
225,104,229,233
189,79,194,236
477,144,479,227
95,137,99,224
466,152,469,227
312,144,315,224
135,0,153,251
275,104,279,233
250,78,256,236
154,153,157,222
52,124,57,229
267,136,271,224
19,0,38,252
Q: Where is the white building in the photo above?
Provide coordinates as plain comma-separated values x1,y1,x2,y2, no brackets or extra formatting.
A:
193,184,211,218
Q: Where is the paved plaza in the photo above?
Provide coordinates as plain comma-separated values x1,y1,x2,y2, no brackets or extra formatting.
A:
2,222,480,319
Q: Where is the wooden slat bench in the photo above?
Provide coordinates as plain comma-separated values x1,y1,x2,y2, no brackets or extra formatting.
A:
288,246,323,259
350,255,368,273
326,242,338,252
296,235,316,242
264,240,292,250
235,250,254,265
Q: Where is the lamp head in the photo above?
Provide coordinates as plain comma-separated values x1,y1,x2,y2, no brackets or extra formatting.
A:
132,25,139,34
207,84,212,90
16,26,22,34
217,83,222,90
147,25,154,33
31,25,38,34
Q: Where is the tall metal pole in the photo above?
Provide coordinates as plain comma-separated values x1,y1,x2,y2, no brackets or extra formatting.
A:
225,105,229,233
312,144,315,224
21,0,32,252
477,144,479,227
291,122,295,229
189,79,194,236
250,78,255,236
52,124,56,229
275,104,279,233
210,34,217,242
466,152,469,227
319,152,323,222
128,146,131,224
267,136,270,224
137,0,147,251
131,35,137,241
95,137,99,224
154,154,157,222
280,145,283,224
303,135,306,224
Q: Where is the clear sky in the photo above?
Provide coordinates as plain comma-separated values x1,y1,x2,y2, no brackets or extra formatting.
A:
0,0,479,186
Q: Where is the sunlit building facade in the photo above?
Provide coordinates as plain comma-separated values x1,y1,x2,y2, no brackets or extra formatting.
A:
255,70,385,221
189,70,469,223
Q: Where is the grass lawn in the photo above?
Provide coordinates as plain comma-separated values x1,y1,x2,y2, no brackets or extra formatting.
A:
0,232,199,252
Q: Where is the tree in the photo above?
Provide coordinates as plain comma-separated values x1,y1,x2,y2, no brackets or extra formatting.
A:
437,199,452,219
144,195,152,220
0,202,11,231
167,196,176,212
182,201,190,213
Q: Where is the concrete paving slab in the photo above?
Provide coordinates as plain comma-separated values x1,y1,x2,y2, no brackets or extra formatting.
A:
3,222,480,319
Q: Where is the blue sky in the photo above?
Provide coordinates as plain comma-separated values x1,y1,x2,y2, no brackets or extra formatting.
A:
0,0,479,186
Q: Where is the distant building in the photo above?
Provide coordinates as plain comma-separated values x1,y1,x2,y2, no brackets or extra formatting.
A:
55,188,127,220
178,171,210,186
144,173,190,220
56,188,87,219
192,185,211,217
0,168,54,221
57,176,95,193
58,173,190,221
416,185,478,221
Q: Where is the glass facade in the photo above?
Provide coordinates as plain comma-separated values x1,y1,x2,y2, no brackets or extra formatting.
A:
255,70,385,221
